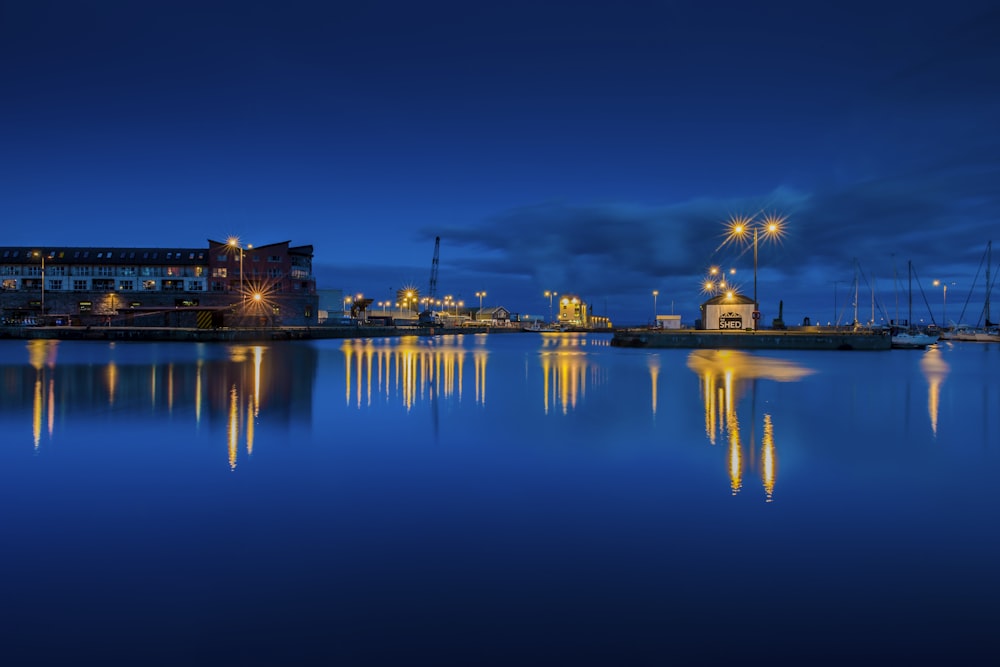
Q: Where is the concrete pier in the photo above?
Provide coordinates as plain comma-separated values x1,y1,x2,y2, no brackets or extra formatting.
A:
0,324,520,343
611,328,892,351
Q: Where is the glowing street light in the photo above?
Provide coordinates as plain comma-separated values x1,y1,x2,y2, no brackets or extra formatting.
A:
544,290,557,322
652,290,659,324
475,291,486,315
724,213,786,330
227,237,253,312
932,280,955,326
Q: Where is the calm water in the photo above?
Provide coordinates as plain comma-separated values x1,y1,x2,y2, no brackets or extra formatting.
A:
2,333,998,665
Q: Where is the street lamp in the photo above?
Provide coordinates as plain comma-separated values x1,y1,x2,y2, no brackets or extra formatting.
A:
652,290,658,324
933,280,955,326
227,237,252,310
544,290,557,322
475,291,486,316
725,213,786,330
32,251,45,317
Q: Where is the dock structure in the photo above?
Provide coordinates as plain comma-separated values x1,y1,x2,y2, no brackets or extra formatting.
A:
611,328,892,351
0,324,523,342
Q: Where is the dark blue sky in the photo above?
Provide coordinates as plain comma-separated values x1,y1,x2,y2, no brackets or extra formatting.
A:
3,0,998,325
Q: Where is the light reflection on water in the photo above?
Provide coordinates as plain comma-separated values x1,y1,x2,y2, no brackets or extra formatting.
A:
0,335,998,663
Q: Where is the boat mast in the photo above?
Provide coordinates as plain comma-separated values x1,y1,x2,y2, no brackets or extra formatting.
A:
871,272,875,327
987,240,992,325
908,259,913,329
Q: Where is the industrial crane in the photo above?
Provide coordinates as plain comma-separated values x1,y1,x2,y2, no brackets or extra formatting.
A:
419,236,441,326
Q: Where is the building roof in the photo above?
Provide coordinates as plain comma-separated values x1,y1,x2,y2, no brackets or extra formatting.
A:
702,293,755,306
0,247,207,265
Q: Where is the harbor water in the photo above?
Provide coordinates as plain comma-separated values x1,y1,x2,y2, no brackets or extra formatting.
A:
1,333,998,665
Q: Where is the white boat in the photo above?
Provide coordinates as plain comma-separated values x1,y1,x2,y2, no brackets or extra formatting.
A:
947,241,999,342
891,329,939,349
522,321,564,332
890,260,938,349
952,325,1000,342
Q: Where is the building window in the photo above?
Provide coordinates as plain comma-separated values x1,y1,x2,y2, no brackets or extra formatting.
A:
97,266,114,277
118,280,134,291
162,280,184,291
267,268,282,278
304,306,312,318
188,281,204,291
92,279,114,290
143,280,157,290
48,279,63,290
211,281,225,292
1,266,20,276
271,305,280,316
268,255,281,263
73,280,88,291
1,279,15,290
120,266,136,276
217,254,228,262
48,266,66,276
23,278,41,289
212,267,227,278
193,266,205,277
252,255,260,262
73,266,92,276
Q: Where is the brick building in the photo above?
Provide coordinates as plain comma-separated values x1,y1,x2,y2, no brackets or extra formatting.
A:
0,239,317,327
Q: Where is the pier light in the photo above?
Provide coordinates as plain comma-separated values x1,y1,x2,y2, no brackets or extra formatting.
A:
475,291,486,314
652,290,659,322
723,213,786,330
544,290,557,321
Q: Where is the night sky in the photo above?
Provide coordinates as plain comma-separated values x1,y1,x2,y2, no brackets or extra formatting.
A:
3,0,998,325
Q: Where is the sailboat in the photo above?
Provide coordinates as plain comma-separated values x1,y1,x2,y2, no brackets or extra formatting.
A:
952,240,1000,342
891,260,938,349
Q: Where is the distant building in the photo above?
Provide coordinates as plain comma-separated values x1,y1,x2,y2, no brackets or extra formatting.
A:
0,239,317,327
655,314,681,329
700,293,756,330
557,294,589,327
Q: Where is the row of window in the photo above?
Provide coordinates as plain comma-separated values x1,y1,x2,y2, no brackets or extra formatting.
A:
217,253,284,263
3,278,304,293
1,249,207,261
1,265,206,277
3,279,205,292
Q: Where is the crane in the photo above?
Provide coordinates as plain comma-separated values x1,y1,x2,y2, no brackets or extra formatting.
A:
419,236,441,326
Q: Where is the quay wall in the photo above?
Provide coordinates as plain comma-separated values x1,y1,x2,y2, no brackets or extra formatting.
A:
0,325,523,343
611,329,892,351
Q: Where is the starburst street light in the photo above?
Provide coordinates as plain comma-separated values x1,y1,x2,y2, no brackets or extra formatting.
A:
723,213,786,330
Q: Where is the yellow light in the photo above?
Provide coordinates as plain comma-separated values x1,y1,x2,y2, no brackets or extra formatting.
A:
253,293,262,302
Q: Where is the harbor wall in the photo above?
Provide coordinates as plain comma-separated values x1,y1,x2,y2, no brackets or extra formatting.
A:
611,329,892,351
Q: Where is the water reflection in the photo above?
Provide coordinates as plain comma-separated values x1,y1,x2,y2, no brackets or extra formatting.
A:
919,347,950,437
341,336,487,410
686,350,815,500
3,341,316,467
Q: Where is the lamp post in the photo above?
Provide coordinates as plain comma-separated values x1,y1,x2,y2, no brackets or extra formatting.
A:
475,291,486,317
227,238,253,314
725,214,785,331
544,290,557,322
652,290,658,325
33,251,45,316
933,280,954,326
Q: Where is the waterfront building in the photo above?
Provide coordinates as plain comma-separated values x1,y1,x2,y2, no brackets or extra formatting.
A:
557,294,589,327
700,293,756,330
0,239,317,327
